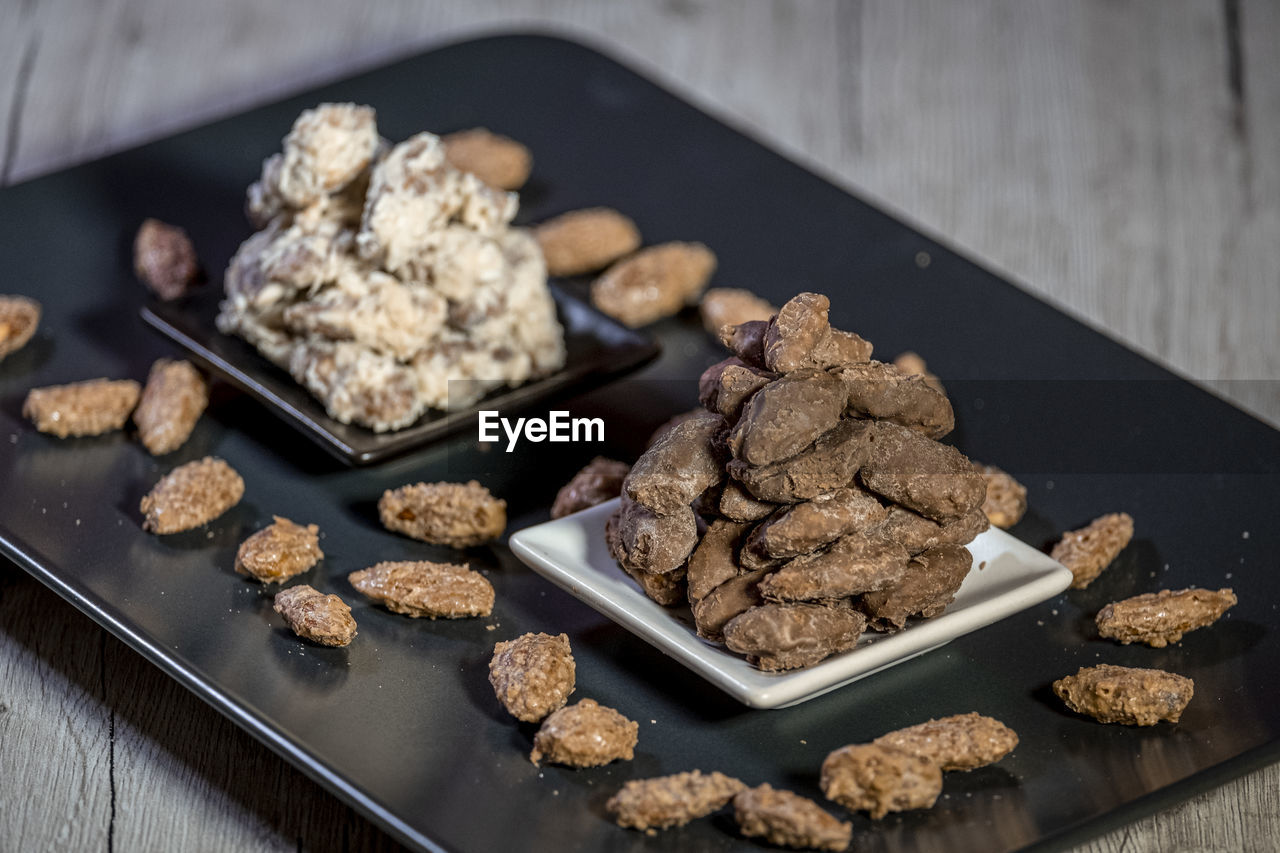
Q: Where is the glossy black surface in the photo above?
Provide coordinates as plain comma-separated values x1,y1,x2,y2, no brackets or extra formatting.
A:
142,284,660,465
0,34,1277,853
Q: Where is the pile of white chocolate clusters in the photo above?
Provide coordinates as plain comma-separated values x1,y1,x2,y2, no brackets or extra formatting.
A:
216,104,565,431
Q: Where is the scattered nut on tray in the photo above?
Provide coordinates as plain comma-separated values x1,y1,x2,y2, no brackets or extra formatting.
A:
529,698,638,767
0,295,40,361
140,457,244,534
133,358,209,455
606,292,989,671
441,127,532,191
217,105,565,431
891,350,944,395
1053,664,1194,725
272,584,357,647
348,560,494,619
1096,587,1236,648
551,457,630,519
235,516,323,583
378,480,507,547
607,770,746,831
1051,512,1134,589
974,462,1027,529
591,241,717,328
489,632,576,722
820,743,942,819
699,287,776,335
535,207,641,277
872,712,1019,772
733,784,852,852
134,218,201,300
24,378,141,438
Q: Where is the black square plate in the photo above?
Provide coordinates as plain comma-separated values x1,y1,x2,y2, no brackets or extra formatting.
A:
1,33,1277,853
142,284,660,465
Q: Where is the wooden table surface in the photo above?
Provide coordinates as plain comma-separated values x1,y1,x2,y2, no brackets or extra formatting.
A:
1,2,1276,851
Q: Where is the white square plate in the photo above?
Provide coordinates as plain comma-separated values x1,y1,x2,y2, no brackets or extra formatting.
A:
509,499,1073,709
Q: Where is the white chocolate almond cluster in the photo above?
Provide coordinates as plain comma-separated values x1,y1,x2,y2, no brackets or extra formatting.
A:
217,103,565,432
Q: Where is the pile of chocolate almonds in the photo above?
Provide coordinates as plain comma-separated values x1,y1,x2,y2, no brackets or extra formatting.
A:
607,293,989,671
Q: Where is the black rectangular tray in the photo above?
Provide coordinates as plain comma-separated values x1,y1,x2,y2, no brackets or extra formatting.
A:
0,33,1277,853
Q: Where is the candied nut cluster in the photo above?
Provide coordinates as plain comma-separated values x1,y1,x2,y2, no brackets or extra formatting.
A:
217,104,565,432
272,584,357,647
1052,512,1134,589
872,712,1020,772
551,457,630,519
529,698,638,767
0,295,40,361
441,128,532,191
487,633,640,777
820,713,1017,821
489,632,576,722
733,784,851,852
820,743,942,819
348,560,494,619
606,292,988,671
133,358,209,455
1096,587,1236,648
140,457,244,534
133,218,201,300
607,770,746,831
974,462,1027,528
24,378,141,438
1053,664,1193,725
378,480,506,547
535,207,641,277
699,287,776,335
591,241,716,328
235,516,323,583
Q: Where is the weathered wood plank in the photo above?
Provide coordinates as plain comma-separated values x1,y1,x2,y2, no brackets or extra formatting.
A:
103,625,407,852
0,566,112,851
